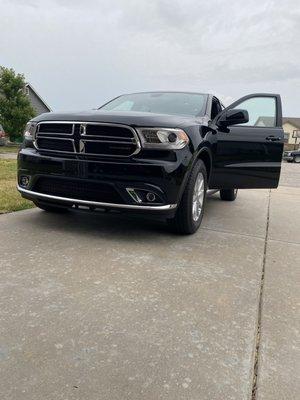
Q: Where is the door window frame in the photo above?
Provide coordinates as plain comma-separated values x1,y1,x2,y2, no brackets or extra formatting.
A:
206,95,223,121
211,97,222,120
215,93,282,128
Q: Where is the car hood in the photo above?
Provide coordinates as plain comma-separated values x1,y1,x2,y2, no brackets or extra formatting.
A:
32,110,206,128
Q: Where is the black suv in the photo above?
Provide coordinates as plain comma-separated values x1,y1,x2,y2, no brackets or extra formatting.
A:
18,92,284,234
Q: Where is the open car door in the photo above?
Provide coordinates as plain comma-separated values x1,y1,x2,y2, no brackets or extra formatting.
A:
209,93,284,189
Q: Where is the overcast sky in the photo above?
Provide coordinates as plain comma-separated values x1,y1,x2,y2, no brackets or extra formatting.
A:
1,0,299,115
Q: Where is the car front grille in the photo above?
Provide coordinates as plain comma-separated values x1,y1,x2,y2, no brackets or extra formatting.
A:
36,137,75,152
33,177,124,204
38,123,73,135
35,122,140,157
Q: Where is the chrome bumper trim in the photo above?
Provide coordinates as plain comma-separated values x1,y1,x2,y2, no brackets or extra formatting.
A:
17,186,177,211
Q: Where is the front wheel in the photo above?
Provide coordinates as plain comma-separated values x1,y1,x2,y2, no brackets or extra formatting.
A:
294,156,300,163
220,188,238,201
168,160,207,235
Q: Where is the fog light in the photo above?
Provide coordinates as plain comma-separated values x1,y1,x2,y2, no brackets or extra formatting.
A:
146,192,156,202
20,176,30,188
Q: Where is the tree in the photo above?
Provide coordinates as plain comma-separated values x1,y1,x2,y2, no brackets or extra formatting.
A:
0,67,35,142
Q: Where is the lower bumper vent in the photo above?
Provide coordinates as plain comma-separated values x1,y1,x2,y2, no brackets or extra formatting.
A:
33,177,124,204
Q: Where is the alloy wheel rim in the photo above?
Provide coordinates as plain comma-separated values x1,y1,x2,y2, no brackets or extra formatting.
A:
192,172,205,221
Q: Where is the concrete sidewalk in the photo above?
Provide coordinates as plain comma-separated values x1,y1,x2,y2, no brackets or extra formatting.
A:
0,163,299,400
0,153,17,159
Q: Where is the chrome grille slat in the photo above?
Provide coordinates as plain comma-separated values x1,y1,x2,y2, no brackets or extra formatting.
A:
37,132,74,136
35,121,141,157
82,135,134,140
36,136,74,140
81,139,135,144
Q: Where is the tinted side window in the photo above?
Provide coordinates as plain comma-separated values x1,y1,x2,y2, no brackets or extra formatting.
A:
233,97,276,127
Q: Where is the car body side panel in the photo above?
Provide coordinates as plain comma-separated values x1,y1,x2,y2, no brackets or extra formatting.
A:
209,93,284,189
209,125,284,188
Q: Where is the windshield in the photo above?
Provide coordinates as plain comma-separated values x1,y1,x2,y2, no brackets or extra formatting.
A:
100,92,208,117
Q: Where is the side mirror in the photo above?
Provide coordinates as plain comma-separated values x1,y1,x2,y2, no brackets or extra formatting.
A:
217,109,249,127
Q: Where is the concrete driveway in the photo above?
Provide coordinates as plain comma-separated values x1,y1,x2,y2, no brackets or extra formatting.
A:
0,163,299,400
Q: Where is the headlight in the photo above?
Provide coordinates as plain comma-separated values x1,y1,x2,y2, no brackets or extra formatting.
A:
136,128,189,150
24,121,37,140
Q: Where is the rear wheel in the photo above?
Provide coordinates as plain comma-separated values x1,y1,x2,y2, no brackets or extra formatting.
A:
34,201,69,213
294,156,300,163
168,160,207,235
220,188,238,201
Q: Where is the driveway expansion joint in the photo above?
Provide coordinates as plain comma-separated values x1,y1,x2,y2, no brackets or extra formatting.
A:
200,226,265,240
251,189,271,399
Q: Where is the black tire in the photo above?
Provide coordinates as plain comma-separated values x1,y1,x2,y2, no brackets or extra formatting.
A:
220,188,238,201
34,201,69,213
294,156,300,163
168,160,207,235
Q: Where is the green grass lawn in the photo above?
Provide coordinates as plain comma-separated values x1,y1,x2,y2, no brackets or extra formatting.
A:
0,159,34,213
0,144,20,153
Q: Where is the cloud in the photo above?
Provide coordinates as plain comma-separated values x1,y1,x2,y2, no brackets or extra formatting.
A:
0,0,299,114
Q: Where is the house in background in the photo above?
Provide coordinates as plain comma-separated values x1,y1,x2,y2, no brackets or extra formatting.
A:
25,83,51,115
282,118,300,150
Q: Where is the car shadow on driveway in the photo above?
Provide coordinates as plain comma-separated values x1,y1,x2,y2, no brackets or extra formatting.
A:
9,188,270,242
21,207,174,238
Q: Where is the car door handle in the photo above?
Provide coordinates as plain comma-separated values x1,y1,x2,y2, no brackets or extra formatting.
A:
265,135,281,141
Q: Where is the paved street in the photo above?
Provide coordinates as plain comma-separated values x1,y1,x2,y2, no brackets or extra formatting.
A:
0,163,299,400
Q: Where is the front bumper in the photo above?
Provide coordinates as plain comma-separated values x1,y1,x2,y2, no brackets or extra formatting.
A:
18,186,177,211
18,148,190,214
